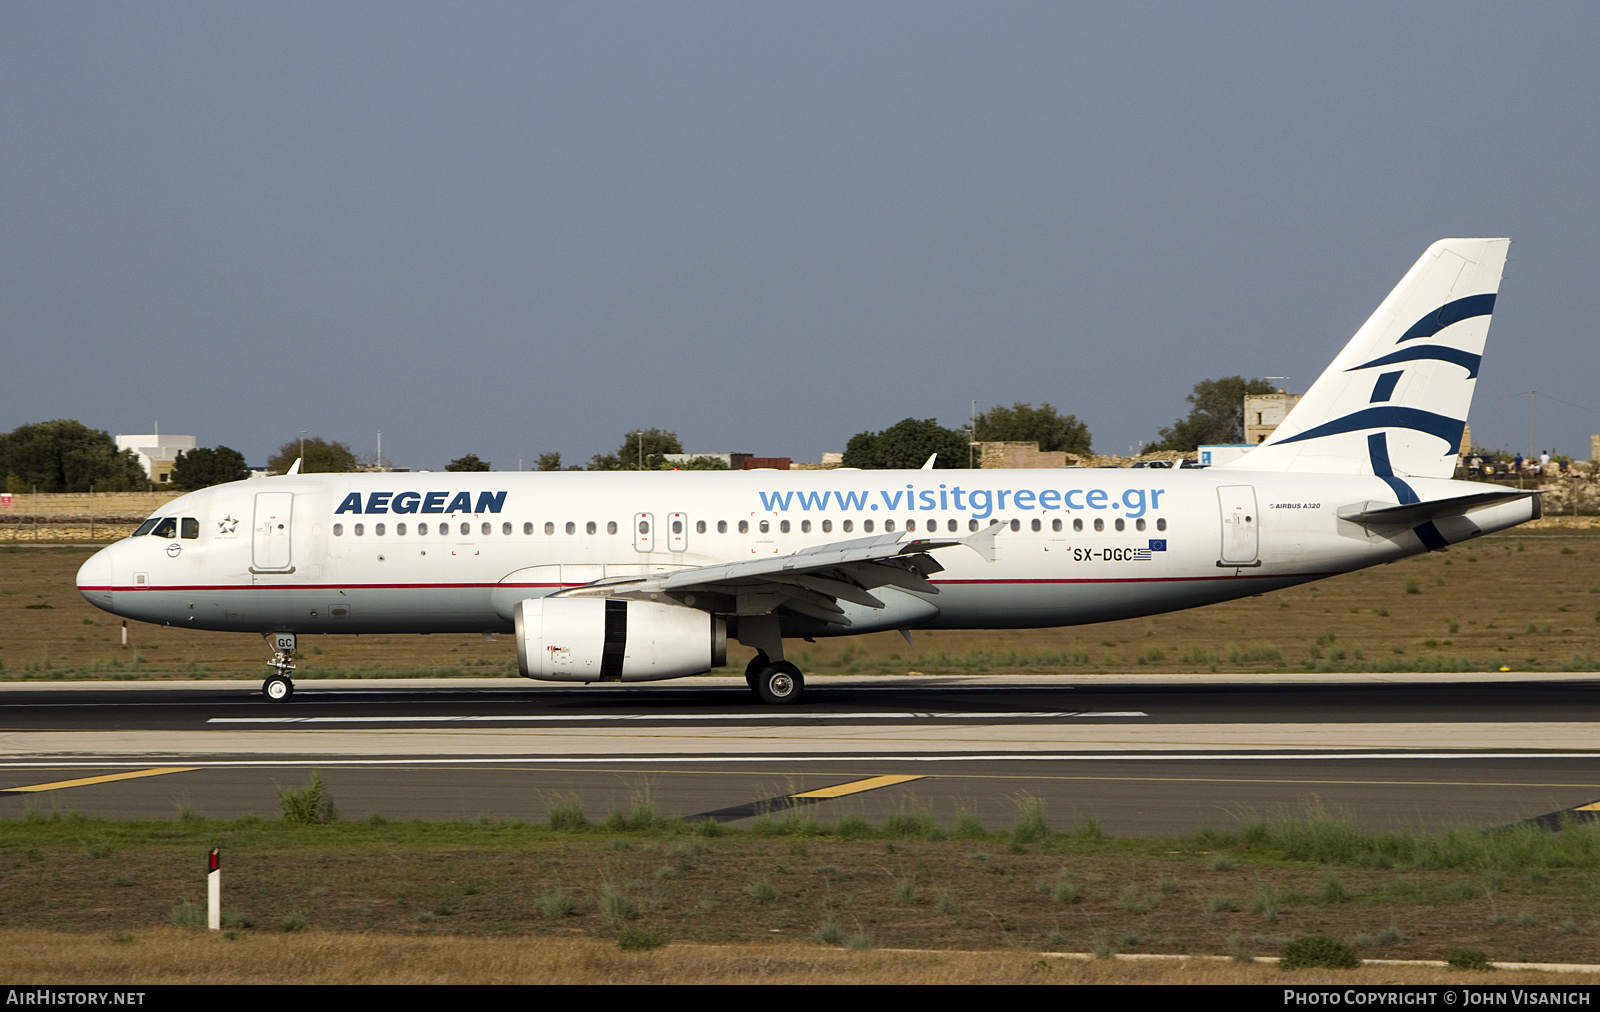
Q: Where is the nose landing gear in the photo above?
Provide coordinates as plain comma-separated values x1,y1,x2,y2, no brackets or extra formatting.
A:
262,631,297,703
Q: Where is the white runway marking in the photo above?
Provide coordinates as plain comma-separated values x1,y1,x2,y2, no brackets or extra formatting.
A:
205,711,1149,724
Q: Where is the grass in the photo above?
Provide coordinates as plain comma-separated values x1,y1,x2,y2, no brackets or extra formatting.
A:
5,807,1600,964
6,530,1600,680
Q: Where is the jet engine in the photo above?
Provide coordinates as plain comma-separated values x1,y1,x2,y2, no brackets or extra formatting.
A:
514,597,726,682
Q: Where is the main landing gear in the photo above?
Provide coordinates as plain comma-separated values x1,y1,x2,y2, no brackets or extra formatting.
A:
744,653,805,705
262,631,297,703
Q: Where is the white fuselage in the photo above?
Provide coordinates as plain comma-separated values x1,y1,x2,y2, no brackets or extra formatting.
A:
76,467,1535,645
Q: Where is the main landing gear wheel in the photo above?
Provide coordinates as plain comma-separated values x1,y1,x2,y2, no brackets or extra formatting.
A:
744,654,769,694
263,675,294,702
754,661,804,705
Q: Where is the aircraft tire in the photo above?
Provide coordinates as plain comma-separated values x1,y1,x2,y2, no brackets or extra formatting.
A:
263,675,294,702
755,662,804,705
744,653,768,694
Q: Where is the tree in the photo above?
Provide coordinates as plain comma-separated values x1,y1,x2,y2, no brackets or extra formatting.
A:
661,455,729,470
535,451,563,472
446,453,491,472
841,418,971,469
0,420,149,492
587,428,685,471
973,402,1092,454
170,446,250,490
1144,377,1277,452
267,437,359,475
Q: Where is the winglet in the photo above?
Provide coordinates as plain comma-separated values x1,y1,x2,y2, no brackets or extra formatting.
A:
920,454,938,470
285,457,303,476
959,522,1002,562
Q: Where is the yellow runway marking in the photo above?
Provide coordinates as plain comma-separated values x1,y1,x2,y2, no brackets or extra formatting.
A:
792,774,925,799
1575,801,1600,811
3,767,196,793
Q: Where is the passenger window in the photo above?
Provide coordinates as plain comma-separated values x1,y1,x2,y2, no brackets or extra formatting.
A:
821,520,832,533
1093,518,1104,532
151,518,177,539
460,522,470,536
696,520,706,534
717,520,728,533
739,521,749,534
545,522,555,535
397,523,407,535
906,519,916,532
843,520,853,533
375,523,386,536
759,520,769,533
566,522,576,535
884,519,895,532
1156,518,1167,531
638,520,649,534
181,517,199,539
133,518,161,537
1073,518,1083,532
502,522,512,536
608,521,618,535
967,519,978,532
1031,519,1041,532
1010,519,1020,532
418,523,429,535
333,523,344,537
1114,518,1125,532
863,519,874,533
780,520,790,533
672,520,682,534
354,523,365,536
587,521,597,535
1135,518,1146,532
1052,519,1062,532
801,520,811,533
482,522,491,536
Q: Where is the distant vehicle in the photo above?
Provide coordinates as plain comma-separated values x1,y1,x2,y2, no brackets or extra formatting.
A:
78,239,1536,705
1132,460,1174,469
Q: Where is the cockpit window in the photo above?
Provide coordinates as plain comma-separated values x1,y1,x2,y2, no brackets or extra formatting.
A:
181,518,199,539
151,518,178,539
133,518,161,537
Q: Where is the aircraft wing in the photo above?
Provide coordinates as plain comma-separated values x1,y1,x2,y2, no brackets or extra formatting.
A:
553,526,1000,626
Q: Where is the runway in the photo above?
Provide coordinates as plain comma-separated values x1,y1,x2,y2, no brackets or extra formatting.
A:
2,673,1597,837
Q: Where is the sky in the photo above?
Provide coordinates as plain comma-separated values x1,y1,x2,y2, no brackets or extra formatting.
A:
4,3,1598,470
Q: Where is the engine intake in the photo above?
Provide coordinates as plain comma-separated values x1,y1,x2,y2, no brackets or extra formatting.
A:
514,597,726,682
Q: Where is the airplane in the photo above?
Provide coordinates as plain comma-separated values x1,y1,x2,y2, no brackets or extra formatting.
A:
77,238,1537,705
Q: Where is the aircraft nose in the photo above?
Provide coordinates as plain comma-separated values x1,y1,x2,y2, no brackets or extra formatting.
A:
77,546,116,614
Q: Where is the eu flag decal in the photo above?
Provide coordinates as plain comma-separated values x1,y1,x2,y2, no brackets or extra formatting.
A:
1148,540,1167,552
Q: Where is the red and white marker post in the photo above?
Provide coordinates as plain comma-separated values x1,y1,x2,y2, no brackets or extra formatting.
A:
207,848,220,930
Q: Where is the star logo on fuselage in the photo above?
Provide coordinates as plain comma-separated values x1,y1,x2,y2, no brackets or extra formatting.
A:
218,515,238,534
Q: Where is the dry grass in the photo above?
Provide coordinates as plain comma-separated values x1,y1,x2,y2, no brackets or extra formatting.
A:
4,526,1599,680
0,929,1590,984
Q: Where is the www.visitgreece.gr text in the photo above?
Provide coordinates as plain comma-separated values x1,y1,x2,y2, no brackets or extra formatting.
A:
756,486,1167,520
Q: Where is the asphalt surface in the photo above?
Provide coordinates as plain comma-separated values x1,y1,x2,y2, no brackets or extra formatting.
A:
2,673,1598,837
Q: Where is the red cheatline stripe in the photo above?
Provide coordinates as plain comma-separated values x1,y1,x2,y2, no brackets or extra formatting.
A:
79,571,1341,593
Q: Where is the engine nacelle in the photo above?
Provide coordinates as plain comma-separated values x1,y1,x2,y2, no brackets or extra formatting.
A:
514,597,726,682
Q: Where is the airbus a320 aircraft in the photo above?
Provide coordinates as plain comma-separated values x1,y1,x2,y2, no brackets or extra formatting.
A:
78,238,1537,704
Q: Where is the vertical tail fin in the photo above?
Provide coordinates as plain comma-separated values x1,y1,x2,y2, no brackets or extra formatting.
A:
1229,238,1509,479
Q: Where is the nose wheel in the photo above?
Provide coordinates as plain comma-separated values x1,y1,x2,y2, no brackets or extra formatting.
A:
262,632,297,703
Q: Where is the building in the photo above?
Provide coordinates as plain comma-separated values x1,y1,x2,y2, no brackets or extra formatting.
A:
1243,392,1303,444
115,433,196,485
662,453,794,470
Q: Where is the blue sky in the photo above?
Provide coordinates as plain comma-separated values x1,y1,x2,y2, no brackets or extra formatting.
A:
4,3,1597,468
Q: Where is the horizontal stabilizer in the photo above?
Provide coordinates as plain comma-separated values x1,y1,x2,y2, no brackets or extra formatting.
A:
1337,489,1537,527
